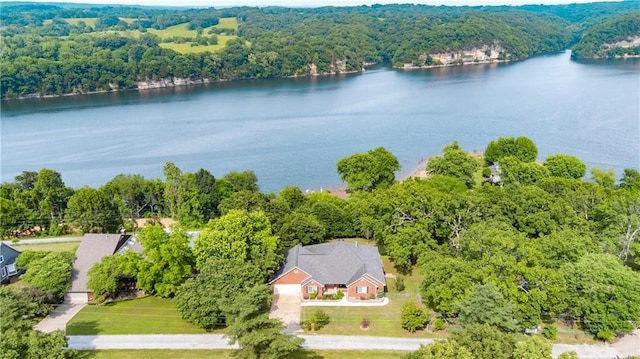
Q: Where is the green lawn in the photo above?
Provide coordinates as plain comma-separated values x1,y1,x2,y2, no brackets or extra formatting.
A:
66,296,213,335
13,242,79,253
78,350,406,359
215,17,238,31
149,23,197,39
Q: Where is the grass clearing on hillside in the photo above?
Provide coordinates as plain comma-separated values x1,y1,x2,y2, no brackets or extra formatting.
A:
119,17,138,25
66,296,212,335
149,23,197,39
216,17,238,31
159,42,225,54
78,350,406,359
65,18,97,27
12,242,79,253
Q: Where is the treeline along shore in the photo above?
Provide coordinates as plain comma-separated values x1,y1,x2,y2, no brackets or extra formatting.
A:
1,2,639,99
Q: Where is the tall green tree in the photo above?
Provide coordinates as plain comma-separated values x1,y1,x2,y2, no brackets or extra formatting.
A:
543,154,587,179
337,146,400,191
455,283,518,333
66,187,122,233
450,324,516,359
512,336,552,359
224,284,304,359
484,136,538,165
193,209,282,276
405,341,473,359
20,251,74,301
561,253,640,336
87,251,140,302
278,212,326,250
174,258,263,329
135,224,195,297
427,142,479,188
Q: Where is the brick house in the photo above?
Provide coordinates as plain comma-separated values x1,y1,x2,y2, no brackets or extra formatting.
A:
270,241,386,300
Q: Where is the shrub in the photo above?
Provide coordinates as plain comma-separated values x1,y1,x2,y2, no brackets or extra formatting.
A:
335,290,344,300
542,325,557,340
596,330,615,342
302,310,330,332
322,293,336,300
361,317,370,328
482,167,492,177
401,300,429,332
432,317,446,331
395,276,405,292
309,291,318,300
557,352,579,359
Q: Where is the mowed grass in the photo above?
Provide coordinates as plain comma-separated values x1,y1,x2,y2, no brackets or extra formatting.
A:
65,18,98,27
66,296,212,335
12,241,79,253
301,251,441,338
216,17,238,31
78,350,406,359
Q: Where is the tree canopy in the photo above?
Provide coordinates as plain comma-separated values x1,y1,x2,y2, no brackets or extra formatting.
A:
337,147,400,192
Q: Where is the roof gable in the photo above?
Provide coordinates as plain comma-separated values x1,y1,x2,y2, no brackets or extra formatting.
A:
273,242,386,287
0,243,21,264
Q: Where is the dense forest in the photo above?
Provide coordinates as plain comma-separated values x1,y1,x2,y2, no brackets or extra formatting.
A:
571,11,640,58
2,135,640,326
1,1,638,99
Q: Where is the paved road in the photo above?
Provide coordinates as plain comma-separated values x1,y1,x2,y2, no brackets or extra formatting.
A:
2,236,83,245
66,334,640,358
67,334,431,351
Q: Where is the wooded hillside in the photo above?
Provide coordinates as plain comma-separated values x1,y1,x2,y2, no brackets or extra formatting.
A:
0,2,635,99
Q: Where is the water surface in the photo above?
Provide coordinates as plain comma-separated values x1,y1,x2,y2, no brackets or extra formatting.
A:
1,51,639,192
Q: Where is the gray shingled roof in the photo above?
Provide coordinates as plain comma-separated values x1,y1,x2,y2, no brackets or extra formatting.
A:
69,233,136,292
274,241,386,287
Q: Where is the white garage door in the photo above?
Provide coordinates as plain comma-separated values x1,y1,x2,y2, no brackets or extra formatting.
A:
273,284,301,295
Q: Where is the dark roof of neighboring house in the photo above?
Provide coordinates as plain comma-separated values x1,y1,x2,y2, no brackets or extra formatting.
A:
69,233,139,292
273,241,386,287
0,242,21,265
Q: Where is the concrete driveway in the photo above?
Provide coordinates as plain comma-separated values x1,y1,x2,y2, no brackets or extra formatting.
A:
269,294,301,333
34,302,86,333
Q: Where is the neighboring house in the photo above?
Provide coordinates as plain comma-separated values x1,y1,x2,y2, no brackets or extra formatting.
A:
270,241,386,300
68,233,141,303
0,242,21,283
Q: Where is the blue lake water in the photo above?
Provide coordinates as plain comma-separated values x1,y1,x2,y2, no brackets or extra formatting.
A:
1,51,639,192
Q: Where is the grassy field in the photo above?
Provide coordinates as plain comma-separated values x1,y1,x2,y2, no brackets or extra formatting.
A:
119,17,138,25
78,350,406,359
216,17,238,31
12,241,79,253
66,296,213,335
65,18,98,27
300,252,443,338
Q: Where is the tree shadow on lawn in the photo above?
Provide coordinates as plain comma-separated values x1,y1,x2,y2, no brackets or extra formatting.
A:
66,319,100,335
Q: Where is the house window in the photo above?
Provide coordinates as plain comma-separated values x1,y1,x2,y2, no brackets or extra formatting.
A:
356,286,368,294
307,286,318,293
0,255,4,263
1,267,6,278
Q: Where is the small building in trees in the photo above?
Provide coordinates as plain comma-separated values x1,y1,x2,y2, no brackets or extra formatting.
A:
270,241,386,300
0,242,21,283
68,233,140,303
